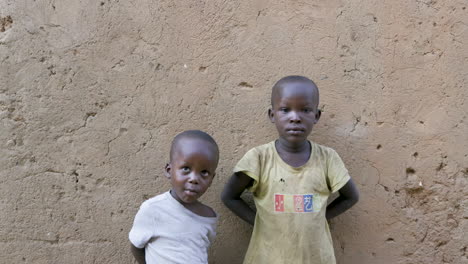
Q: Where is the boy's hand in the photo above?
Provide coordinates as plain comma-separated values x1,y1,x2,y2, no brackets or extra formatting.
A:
326,178,359,220
221,172,256,225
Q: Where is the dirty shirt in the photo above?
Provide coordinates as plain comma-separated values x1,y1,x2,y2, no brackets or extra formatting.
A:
129,191,218,264
234,141,350,264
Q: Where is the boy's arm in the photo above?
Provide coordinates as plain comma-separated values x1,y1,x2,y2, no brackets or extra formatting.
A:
221,172,256,226
326,178,359,220
130,244,146,264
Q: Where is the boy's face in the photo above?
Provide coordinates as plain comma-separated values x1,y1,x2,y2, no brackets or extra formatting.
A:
269,82,321,144
165,138,218,205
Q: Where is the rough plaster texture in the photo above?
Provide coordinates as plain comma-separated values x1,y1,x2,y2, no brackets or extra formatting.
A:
1,0,467,263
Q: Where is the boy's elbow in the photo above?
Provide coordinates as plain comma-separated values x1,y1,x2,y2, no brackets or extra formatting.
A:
350,190,359,205
342,188,359,208
130,244,146,264
348,180,360,205
352,194,359,205
221,189,242,210
220,190,233,206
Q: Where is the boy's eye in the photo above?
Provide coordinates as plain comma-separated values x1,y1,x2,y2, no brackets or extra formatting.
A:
303,108,312,113
181,167,190,172
279,108,289,113
201,170,210,177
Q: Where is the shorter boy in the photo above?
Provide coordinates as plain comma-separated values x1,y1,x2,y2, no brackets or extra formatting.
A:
129,130,219,264
222,76,359,264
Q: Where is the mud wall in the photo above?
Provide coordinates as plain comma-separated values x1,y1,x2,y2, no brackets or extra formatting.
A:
1,0,467,263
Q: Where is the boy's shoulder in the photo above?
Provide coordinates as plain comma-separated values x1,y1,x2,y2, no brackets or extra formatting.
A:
309,141,343,163
310,141,337,154
246,141,276,154
140,191,171,210
195,202,217,218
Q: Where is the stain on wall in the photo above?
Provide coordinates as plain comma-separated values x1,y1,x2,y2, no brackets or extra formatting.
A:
0,0,467,263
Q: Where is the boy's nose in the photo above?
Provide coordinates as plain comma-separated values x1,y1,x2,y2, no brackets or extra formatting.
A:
188,173,199,184
289,111,301,122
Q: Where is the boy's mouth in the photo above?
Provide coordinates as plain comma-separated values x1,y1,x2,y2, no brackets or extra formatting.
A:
184,188,198,195
286,127,305,134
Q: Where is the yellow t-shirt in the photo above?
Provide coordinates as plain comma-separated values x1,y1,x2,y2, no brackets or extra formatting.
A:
234,141,350,264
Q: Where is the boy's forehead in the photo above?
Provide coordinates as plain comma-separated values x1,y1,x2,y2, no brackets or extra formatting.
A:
172,137,218,159
273,81,319,102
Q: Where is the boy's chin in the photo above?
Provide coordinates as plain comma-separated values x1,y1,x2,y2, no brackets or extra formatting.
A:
280,135,309,144
178,194,199,204
177,197,199,205
171,190,199,204
181,199,198,204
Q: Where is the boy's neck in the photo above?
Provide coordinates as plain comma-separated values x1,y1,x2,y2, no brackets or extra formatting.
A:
276,138,310,153
170,190,215,218
275,139,311,167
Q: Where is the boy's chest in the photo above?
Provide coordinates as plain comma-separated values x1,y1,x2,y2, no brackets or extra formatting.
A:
260,165,330,195
157,211,210,235
256,165,331,214
153,211,215,247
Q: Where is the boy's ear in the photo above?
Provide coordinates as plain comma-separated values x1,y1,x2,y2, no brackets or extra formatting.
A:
315,109,322,124
164,163,171,179
268,108,275,123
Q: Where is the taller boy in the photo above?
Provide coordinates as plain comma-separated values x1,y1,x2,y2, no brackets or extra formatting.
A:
222,76,359,264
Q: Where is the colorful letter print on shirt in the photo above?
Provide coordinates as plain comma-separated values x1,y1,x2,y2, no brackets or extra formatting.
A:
275,194,314,213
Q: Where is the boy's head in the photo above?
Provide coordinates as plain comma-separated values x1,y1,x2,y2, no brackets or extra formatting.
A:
165,130,219,205
269,76,321,144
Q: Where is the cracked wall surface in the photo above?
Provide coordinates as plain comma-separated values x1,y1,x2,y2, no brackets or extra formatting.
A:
1,0,467,263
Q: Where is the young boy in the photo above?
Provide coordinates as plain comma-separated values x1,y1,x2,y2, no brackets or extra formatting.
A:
129,130,219,264
221,76,359,264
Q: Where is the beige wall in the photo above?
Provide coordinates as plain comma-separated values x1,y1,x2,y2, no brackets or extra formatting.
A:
1,0,467,263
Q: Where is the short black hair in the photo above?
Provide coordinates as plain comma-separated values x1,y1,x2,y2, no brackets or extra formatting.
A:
169,130,219,162
271,75,319,107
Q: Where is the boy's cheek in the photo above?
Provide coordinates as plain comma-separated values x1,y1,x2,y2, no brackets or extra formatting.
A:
205,178,214,187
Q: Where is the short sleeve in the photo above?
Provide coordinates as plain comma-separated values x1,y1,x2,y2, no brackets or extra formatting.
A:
233,148,261,193
128,201,156,248
327,149,351,193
